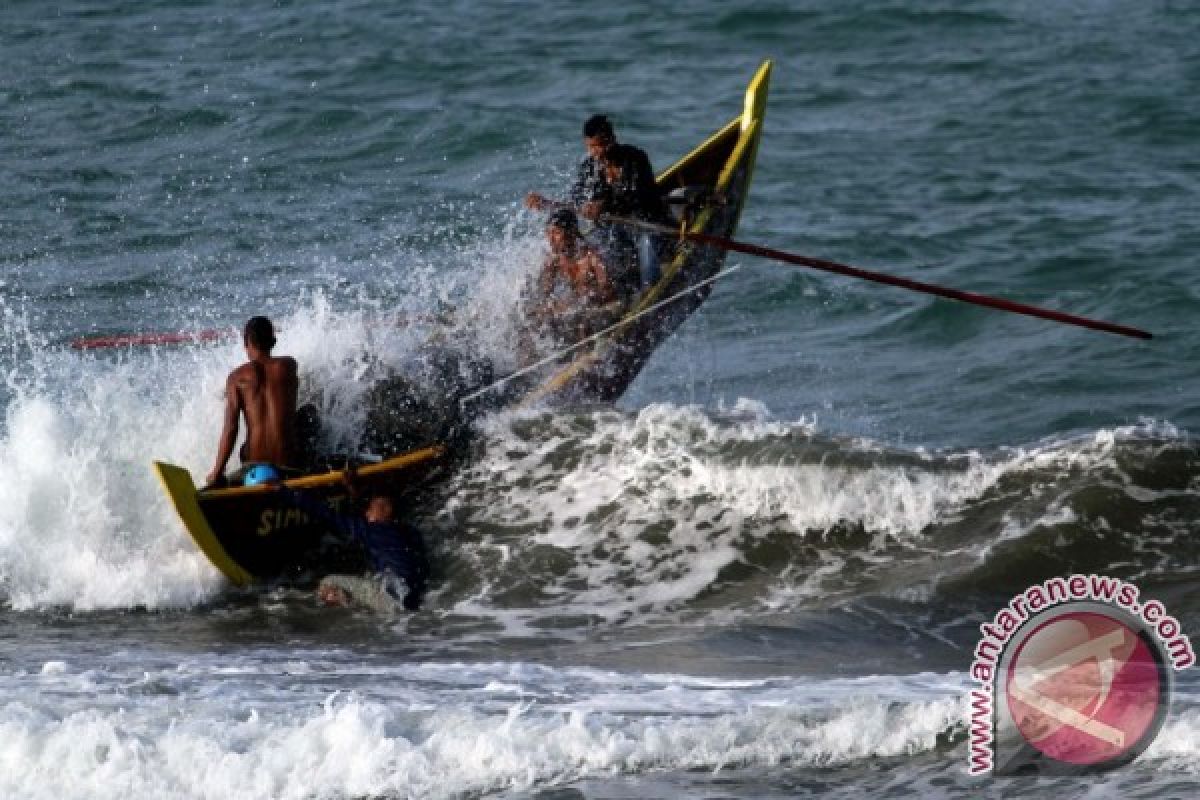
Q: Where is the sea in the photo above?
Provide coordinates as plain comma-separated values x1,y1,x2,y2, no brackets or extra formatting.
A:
1,1,1198,798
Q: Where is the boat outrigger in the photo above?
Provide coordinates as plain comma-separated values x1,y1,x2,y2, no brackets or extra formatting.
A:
154,61,773,587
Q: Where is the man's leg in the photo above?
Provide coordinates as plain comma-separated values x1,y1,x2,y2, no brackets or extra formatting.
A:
637,232,662,287
317,574,401,615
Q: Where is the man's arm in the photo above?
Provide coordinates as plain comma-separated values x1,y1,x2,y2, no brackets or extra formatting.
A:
634,148,656,188
536,256,559,300
524,191,550,211
528,158,601,214
275,485,362,544
281,356,299,397
279,356,301,459
206,373,241,486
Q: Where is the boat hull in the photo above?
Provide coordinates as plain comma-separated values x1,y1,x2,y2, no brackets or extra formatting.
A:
154,446,445,586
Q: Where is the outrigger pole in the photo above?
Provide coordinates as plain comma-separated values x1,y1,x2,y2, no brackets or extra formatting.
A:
71,328,233,349
604,215,1153,341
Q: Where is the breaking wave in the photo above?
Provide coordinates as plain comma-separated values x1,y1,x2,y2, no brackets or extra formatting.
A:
0,657,962,800
426,406,1198,632
0,282,1195,621
0,225,540,611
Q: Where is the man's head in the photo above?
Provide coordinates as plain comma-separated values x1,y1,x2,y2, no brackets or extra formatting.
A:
243,316,276,354
364,493,396,524
582,114,616,160
546,208,580,253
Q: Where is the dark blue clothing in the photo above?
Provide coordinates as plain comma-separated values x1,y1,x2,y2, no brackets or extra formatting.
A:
569,144,669,224
279,487,429,610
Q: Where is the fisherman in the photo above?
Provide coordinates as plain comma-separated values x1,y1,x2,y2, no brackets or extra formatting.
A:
206,316,302,487
524,114,670,291
595,142,674,287
270,468,429,613
528,209,617,337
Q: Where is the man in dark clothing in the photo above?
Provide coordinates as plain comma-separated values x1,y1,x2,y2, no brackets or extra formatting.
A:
525,115,672,292
274,474,429,612
596,143,675,287
595,143,671,224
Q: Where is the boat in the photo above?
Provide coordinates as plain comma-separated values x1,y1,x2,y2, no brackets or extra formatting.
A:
499,60,772,407
153,447,446,586
154,61,772,587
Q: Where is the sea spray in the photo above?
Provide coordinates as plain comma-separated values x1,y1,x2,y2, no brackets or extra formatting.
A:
0,220,545,611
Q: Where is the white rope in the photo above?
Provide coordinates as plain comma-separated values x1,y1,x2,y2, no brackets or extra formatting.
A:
460,262,742,404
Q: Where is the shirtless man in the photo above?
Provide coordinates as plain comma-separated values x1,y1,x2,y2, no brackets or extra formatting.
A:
519,210,617,365
531,209,616,323
205,316,300,487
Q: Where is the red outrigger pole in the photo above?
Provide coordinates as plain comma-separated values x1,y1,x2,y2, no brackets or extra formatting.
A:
609,215,1152,341
71,219,1153,349
71,328,233,350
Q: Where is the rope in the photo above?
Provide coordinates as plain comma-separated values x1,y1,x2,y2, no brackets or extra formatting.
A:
460,262,741,405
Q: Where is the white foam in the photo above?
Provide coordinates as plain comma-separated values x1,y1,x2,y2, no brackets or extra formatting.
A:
1142,706,1200,771
442,403,991,621
0,659,963,800
0,209,557,613
0,260,1185,616
438,405,1190,629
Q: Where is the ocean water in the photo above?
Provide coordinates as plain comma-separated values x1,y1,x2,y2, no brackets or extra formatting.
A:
2,1,1199,797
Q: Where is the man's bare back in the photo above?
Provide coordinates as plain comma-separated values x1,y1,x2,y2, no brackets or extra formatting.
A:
206,317,300,486
229,356,299,463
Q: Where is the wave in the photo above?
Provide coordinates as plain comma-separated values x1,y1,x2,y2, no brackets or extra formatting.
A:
0,658,961,800
7,653,1200,799
0,225,538,612
1,275,1196,620
426,408,1198,631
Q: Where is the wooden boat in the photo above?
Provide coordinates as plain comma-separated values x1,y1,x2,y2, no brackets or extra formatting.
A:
153,447,445,586
155,61,772,587
504,60,772,407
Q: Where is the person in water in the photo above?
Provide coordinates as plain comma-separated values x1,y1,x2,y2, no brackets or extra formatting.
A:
206,316,300,487
524,114,669,291
271,467,429,613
